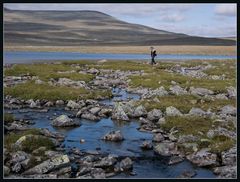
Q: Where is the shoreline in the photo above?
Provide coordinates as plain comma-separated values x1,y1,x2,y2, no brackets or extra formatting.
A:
4,45,237,56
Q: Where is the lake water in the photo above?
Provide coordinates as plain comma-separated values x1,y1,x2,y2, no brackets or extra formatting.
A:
5,88,216,178
4,51,236,64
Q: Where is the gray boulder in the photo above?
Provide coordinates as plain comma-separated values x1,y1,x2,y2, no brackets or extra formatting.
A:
189,107,206,116
154,141,177,156
169,85,188,95
226,86,236,98
168,155,184,165
186,148,218,167
190,87,214,96
102,130,124,142
220,105,236,116
166,106,182,116
140,141,153,150
66,100,82,110
213,165,236,178
51,115,80,127
89,107,101,115
94,155,117,167
178,135,199,144
81,113,100,121
216,94,228,100
119,157,133,171
221,146,236,166
55,100,65,105
133,105,147,117
112,103,129,121
147,109,163,122
23,155,70,175
152,133,165,142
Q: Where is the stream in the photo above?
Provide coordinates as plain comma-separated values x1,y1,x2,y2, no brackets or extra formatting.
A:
5,88,216,178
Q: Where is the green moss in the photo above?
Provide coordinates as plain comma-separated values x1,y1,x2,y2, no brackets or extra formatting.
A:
4,81,111,101
4,113,15,123
162,116,214,136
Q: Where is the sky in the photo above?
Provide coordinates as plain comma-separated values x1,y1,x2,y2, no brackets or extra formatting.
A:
4,3,237,37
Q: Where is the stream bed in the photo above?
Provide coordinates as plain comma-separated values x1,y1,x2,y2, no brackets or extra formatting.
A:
5,88,216,178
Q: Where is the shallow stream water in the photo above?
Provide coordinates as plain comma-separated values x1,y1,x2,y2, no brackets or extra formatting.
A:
5,88,216,178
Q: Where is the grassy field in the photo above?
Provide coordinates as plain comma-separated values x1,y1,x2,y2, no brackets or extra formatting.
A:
4,45,236,55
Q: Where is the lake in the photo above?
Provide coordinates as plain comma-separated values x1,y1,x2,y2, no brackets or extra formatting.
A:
4,51,236,64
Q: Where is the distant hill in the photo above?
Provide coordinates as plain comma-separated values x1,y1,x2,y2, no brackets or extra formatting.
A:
3,8,236,46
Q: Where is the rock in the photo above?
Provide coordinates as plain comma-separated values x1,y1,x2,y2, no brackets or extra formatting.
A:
169,85,188,95
142,86,168,98
51,115,80,127
189,107,206,116
178,135,199,144
178,170,197,178
140,141,153,150
40,128,65,141
216,94,228,100
166,106,182,116
89,107,101,115
133,105,147,117
55,100,65,105
180,143,198,153
152,133,165,142
220,105,236,116
35,79,44,84
102,130,124,142
66,100,82,110
226,86,236,98
147,109,163,122
81,112,100,121
157,117,166,126
221,146,236,166
168,155,184,165
91,168,106,178
98,108,112,117
12,162,22,173
154,141,177,156
4,165,10,176
87,68,99,74
207,127,236,139
213,165,236,178
23,174,58,178
190,87,214,96
28,99,37,108
112,103,129,121
57,78,87,89
32,147,47,155
23,155,70,175
94,155,117,167
119,157,133,171
10,151,31,165
44,101,54,107
186,148,218,167
76,165,92,176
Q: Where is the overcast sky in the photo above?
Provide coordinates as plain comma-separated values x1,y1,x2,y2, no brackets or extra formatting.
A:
4,3,237,37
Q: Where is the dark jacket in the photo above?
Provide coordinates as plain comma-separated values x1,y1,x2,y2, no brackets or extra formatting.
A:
151,50,157,58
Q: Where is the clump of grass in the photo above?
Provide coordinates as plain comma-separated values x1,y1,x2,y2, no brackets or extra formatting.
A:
209,135,235,153
4,81,111,101
162,116,214,136
4,129,42,151
4,113,15,123
4,63,95,82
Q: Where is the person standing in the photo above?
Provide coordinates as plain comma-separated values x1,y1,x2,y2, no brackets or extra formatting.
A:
150,46,157,65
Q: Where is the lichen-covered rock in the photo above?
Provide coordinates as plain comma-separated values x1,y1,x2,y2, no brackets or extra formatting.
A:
66,100,82,110
226,86,236,98
102,130,124,142
133,105,147,117
186,148,218,167
23,155,70,175
81,113,100,121
166,106,182,116
169,85,188,95
147,109,163,122
51,115,80,127
94,155,117,167
112,103,129,121
154,141,177,156
221,146,236,166
213,165,236,178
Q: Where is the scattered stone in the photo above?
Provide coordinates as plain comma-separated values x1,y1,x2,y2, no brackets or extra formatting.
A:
213,165,236,178
166,106,182,116
152,133,165,142
189,107,206,116
112,103,129,121
66,100,82,110
81,112,100,121
178,135,199,144
221,146,236,166
186,148,218,167
147,109,163,122
220,105,236,116
51,115,80,127
55,100,65,105
169,85,187,95
102,130,124,142
140,141,153,150
94,155,117,167
89,107,101,115
119,157,133,171
133,105,147,117
190,87,214,96
216,94,228,100
168,155,184,165
154,141,177,156
226,86,236,98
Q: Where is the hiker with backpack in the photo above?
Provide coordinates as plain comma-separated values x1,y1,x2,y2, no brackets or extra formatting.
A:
150,46,157,65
